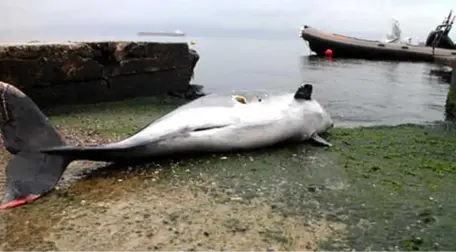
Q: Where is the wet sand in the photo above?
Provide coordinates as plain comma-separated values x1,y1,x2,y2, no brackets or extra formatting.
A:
1,170,346,251
1,97,456,251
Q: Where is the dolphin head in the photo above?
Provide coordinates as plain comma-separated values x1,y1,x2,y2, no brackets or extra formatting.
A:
314,100,334,134
293,83,334,134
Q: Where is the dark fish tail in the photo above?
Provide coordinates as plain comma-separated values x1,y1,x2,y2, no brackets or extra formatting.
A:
0,82,71,209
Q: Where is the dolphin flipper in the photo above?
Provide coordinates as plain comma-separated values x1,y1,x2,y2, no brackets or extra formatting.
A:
311,133,332,147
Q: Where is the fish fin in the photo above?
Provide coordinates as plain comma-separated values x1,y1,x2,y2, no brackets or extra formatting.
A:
294,84,313,100
0,82,71,209
311,133,332,147
1,152,70,209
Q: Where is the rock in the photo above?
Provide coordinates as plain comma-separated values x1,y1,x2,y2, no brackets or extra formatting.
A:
167,84,205,100
0,41,201,107
430,68,452,83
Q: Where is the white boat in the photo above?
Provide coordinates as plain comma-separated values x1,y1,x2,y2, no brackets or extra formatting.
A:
381,18,416,45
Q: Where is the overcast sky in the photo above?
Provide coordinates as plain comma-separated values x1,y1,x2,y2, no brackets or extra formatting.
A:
1,0,455,39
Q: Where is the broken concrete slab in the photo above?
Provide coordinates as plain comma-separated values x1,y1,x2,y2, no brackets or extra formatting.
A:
0,41,200,107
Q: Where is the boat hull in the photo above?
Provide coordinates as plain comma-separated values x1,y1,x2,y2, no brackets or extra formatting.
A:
300,25,456,62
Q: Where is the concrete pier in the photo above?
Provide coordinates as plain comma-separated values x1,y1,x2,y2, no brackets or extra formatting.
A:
435,56,456,119
0,41,200,108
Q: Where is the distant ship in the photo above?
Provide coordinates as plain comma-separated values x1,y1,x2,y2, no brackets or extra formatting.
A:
137,29,186,37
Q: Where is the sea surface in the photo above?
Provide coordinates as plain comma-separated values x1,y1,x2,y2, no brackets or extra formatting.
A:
0,30,451,127
189,37,450,127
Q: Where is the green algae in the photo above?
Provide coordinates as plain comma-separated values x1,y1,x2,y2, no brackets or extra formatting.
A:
2,97,456,250
320,123,456,250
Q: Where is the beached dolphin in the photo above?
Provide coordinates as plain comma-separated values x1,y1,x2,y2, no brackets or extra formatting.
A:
0,81,333,209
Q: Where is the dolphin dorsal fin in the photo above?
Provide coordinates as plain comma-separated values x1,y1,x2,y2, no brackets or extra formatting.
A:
294,84,313,100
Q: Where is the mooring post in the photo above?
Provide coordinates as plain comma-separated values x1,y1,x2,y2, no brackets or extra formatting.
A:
444,58,456,119
452,66,456,87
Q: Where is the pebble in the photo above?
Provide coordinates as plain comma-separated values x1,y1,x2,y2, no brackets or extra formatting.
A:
220,156,228,160
234,227,247,232
305,242,313,250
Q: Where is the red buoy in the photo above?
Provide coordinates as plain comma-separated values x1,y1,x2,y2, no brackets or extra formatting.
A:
324,49,333,57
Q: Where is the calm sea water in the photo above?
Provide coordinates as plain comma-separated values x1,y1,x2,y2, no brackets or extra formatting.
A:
0,32,450,127
188,37,449,127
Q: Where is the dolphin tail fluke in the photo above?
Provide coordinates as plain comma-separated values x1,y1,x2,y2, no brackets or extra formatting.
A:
0,82,71,209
